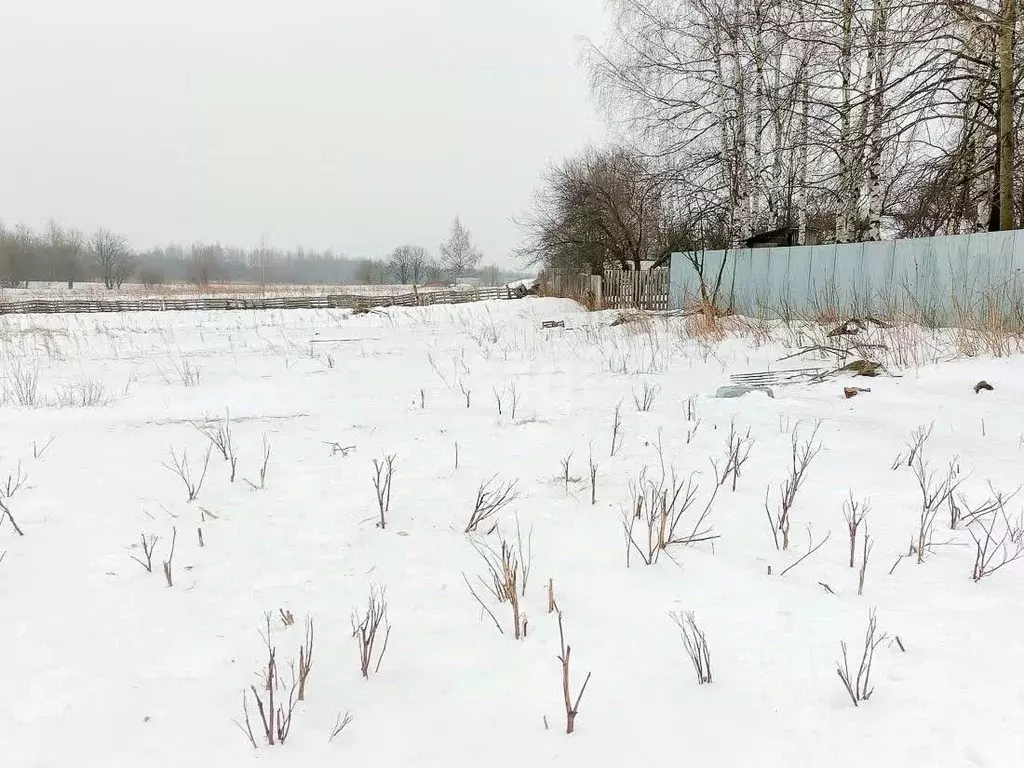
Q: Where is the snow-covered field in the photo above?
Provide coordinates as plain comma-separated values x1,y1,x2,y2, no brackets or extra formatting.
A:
0,281,468,302
2,298,1024,767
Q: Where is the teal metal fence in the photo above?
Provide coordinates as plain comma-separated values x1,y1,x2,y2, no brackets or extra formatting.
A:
670,230,1024,323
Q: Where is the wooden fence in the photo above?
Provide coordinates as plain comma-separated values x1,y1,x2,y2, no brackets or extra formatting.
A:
544,268,669,311
0,285,520,316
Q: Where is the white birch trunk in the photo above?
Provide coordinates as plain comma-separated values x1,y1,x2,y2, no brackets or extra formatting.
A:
752,8,765,233
715,34,736,245
865,0,887,241
797,1,811,245
836,0,855,243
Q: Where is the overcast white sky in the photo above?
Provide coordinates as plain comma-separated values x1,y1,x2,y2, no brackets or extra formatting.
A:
0,1,607,266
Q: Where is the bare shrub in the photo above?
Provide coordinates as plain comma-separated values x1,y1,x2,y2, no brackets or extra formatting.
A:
858,525,872,596
836,609,886,707
52,379,109,408
670,611,712,684
129,532,159,573
163,445,212,502
0,497,25,536
610,400,623,457
969,497,1024,581
492,382,521,420
465,475,519,533
193,410,237,482
622,459,720,567
765,421,822,550
171,355,201,387
352,586,391,678
903,422,934,469
683,396,697,421
5,357,40,407
589,447,598,506
298,617,313,701
464,530,531,639
719,418,754,491
245,434,272,490
952,485,1019,530
508,382,520,420
162,526,177,587
911,455,963,564
559,450,581,491
632,381,660,412
556,610,592,735
843,493,870,568
32,435,55,459
372,453,397,529
459,379,471,408
236,615,300,747
515,513,533,598
2,463,27,499
329,711,353,743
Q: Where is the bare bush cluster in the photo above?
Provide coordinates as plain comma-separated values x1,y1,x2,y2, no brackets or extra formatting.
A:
556,610,592,735
836,610,885,707
968,492,1024,581
671,611,712,684
622,449,720,566
237,615,301,747
493,382,520,421
193,410,238,482
128,527,178,587
463,521,533,639
765,421,822,551
372,453,397,529
632,380,660,412
719,419,754,491
910,453,963,564
244,434,272,491
465,474,519,533
163,445,212,502
352,586,391,678
0,463,28,536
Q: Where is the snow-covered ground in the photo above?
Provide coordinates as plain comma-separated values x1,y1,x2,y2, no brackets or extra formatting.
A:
2,298,1023,767
0,281,478,302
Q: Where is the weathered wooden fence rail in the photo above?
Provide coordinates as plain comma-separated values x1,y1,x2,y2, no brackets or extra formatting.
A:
0,285,519,316
543,268,670,311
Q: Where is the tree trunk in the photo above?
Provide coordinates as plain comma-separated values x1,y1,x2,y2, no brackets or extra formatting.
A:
752,6,765,234
797,1,810,245
997,0,1015,230
836,0,855,243
714,37,735,244
866,0,888,241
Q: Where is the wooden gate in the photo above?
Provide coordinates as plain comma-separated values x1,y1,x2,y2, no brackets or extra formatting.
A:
545,271,601,306
602,269,669,310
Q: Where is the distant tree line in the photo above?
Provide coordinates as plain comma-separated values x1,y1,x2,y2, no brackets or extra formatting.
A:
0,216,531,289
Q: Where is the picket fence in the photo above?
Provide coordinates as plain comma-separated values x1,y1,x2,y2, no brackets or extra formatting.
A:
544,268,670,311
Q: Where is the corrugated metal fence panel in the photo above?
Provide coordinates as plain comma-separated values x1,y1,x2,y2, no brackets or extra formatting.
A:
669,231,1024,323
